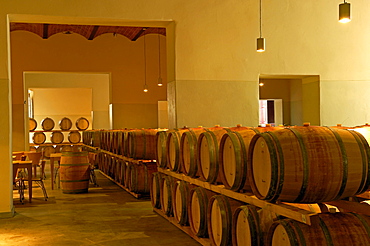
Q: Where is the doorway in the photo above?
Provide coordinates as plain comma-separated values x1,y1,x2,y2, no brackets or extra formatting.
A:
259,75,320,126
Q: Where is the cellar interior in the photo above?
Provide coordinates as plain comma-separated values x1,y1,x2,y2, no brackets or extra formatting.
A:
1,1,370,245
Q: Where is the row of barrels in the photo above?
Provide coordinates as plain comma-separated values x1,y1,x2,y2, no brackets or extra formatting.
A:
83,129,158,160
151,172,370,246
32,130,81,144
157,124,370,203
96,152,157,194
30,117,90,131
30,144,82,159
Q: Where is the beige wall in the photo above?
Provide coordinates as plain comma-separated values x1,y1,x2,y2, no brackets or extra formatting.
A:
10,31,167,149
1,0,370,216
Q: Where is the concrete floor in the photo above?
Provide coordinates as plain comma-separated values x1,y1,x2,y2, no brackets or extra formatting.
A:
1,168,200,246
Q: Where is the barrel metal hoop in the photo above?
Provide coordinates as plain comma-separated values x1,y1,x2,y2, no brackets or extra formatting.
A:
325,127,348,200
280,220,301,246
219,133,242,190
242,205,261,246
232,131,248,191
186,131,197,175
194,187,208,237
289,220,307,246
348,130,370,193
256,132,279,201
212,195,231,246
203,131,219,183
318,216,334,246
288,128,309,203
350,212,370,237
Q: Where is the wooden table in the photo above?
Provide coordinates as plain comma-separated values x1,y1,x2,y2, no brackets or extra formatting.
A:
13,160,33,202
50,153,62,190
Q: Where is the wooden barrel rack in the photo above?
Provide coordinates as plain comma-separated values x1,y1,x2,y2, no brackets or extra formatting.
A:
81,126,370,246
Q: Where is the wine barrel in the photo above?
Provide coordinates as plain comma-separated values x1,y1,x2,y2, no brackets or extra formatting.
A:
172,180,191,225
197,126,230,183
124,161,132,189
33,132,46,144
50,131,64,144
232,205,262,246
59,151,90,194
188,186,216,238
76,117,89,130
166,128,190,172
121,130,130,157
41,117,55,131
218,127,258,191
207,195,244,246
29,118,37,131
128,129,158,160
248,125,370,203
180,127,206,177
68,130,81,144
160,175,174,216
266,212,370,246
41,145,55,159
59,117,72,130
130,162,157,194
156,130,169,168
150,172,162,209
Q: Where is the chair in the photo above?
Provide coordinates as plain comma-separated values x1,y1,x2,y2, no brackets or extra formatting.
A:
13,163,25,204
88,152,98,186
24,152,48,201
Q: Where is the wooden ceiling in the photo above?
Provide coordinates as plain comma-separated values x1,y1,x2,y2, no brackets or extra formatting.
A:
10,22,166,41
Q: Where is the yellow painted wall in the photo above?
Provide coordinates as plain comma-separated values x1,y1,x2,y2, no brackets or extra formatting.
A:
1,0,370,215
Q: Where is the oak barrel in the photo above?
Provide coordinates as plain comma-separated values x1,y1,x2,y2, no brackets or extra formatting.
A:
232,205,262,246
188,186,216,238
156,130,169,168
130,162,157,194
59,151,90,194
248,125,370,203
219,127,258,191
180,127,206,177
33,132,46,144
197,126,230,183
76,117,89,130
150,172,162,209
59,117,72,130
68,130,81,144
29,118,37,131
166,128,191,172
172,180,191,225
41,117,55,131
266,212,370,246
50,131,64,144
160,175,174,216
128,129,158,160
207,195,244,246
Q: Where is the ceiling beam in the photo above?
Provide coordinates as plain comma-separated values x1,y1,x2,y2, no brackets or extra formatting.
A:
88,26,99,40
43,24,49,39
131,27,147,41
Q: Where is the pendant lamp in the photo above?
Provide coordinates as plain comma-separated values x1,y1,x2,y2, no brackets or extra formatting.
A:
143,32,148,92
157,33,163,87
257,0,265,52
339,1,351,23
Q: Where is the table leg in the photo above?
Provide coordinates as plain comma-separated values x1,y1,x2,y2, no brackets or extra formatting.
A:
50,157,54,190
27,166,32,202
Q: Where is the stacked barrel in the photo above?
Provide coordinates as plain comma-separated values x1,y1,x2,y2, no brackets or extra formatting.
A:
30,117,89,158
151,124,370,246
84,128,159,197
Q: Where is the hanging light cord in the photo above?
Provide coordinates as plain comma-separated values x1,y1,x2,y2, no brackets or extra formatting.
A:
158,33,161,79
259,0,262,38
144,34,147,86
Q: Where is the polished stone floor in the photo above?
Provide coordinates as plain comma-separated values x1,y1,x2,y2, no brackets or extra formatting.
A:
1,168,199,246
